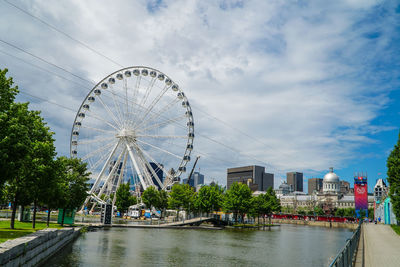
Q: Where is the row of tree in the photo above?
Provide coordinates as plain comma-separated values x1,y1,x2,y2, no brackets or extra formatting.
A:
0,69,90,229
130,182,281,224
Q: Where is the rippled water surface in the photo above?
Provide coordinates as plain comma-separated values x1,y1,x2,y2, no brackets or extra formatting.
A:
46,224,352,266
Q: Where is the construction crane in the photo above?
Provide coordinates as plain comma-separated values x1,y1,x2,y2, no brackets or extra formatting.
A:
186,156,200,186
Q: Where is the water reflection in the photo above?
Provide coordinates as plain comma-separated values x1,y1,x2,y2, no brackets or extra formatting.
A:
46,225,352,266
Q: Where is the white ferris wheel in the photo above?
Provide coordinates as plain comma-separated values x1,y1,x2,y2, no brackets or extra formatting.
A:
70,66,194,210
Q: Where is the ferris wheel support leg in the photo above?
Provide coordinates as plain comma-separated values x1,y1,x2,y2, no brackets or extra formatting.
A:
81,141,121,210
126,143,148,190
134,144,165,189
134,149,156,188
90,147,126,212
113,150,128,207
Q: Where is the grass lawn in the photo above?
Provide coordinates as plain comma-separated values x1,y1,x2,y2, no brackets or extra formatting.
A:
0,220,63,243
391,224,400,236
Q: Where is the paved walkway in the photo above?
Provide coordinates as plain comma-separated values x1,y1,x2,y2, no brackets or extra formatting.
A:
363,224,400,267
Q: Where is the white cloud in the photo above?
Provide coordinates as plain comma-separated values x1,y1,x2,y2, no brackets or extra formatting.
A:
0,0,397,187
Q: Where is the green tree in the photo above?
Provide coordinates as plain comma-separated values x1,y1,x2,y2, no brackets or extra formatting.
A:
223,182,252,223
368,207,374,220
343,208,356,217
194,184,224,216
26,121,56,229
266,187,281,224
57,157,90,226
142,186,159,222
335,208,345,217
2,103,51,229
168,184,195,219
0,68,18,188
387,131,400,221
158,190,169,218
115,182,135,216
43,158,65,227
0,69,58,229
249,194,266,225
314,206,325,216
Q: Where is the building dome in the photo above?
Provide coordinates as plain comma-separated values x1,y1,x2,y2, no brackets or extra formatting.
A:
323,170,339,183
323,167,340,194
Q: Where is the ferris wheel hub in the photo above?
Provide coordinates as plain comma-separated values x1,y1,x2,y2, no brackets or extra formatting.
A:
116,128,136,139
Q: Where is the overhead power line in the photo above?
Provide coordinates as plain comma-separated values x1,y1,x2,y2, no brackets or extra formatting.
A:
2,0,124,68
0,38,94,85
0,3,283,172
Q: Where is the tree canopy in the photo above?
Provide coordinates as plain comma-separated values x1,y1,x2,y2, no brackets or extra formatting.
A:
115,182,136,215
223,182,252,222
194,184,224,214
387,131,400,221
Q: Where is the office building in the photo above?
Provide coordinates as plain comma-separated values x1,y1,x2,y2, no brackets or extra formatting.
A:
148,162,164,190
308,178,323,194
227,165,274,191
183,172,205,187
287,172,303,192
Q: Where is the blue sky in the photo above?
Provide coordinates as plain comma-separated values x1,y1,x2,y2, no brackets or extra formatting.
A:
0,0,399,192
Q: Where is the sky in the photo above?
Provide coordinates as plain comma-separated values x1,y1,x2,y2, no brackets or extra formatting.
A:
0,0,399,192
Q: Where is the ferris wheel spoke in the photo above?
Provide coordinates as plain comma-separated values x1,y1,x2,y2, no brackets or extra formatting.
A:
85,110,120,131
129,75,142,124
139,115,187,132
104,85,125,129
139,77,157,108
88,150,112,172
81,125,116,135
77,136,115,146
137,135,187,139
97,96,123,128
135,97,180,130
81,140,117,161
133,84,171,129
135,138,182,159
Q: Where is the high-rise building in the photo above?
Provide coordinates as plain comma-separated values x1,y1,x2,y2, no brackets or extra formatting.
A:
308,178,323,194
287,172,303,192
183,172,205,187
227,165,274,191
147,162,164,190
193,172,204,187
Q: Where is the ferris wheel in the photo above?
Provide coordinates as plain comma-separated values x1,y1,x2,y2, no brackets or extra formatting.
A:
70,66,194,210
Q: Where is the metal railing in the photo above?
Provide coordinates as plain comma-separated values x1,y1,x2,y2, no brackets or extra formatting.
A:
329,221,362,267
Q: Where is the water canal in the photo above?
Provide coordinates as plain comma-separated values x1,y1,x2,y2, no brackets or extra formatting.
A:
45,224,352,266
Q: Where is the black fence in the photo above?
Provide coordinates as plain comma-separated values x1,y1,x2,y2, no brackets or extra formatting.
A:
329,221,362,267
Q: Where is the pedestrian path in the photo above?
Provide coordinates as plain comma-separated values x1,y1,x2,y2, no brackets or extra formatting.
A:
363,224,400,267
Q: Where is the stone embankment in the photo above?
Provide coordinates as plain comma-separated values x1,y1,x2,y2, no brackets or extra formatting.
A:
271,219,358,229
0,227,81,267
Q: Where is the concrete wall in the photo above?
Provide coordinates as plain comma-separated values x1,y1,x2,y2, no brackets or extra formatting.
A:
271,219,358,229
0,227,81,267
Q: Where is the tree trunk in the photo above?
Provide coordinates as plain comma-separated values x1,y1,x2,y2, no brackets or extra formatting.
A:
268,214,272,231
10,199,18,229
32,200,37,229
47,207,51,227
61,208,66,227
263,216,266,230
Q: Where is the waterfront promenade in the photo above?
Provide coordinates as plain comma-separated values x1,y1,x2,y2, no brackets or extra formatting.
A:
361,224,400,267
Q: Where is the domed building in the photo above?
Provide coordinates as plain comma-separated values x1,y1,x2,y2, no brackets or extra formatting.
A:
323,167,340,194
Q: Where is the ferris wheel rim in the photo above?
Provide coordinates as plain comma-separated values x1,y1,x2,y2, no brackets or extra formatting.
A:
69,66,194,190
